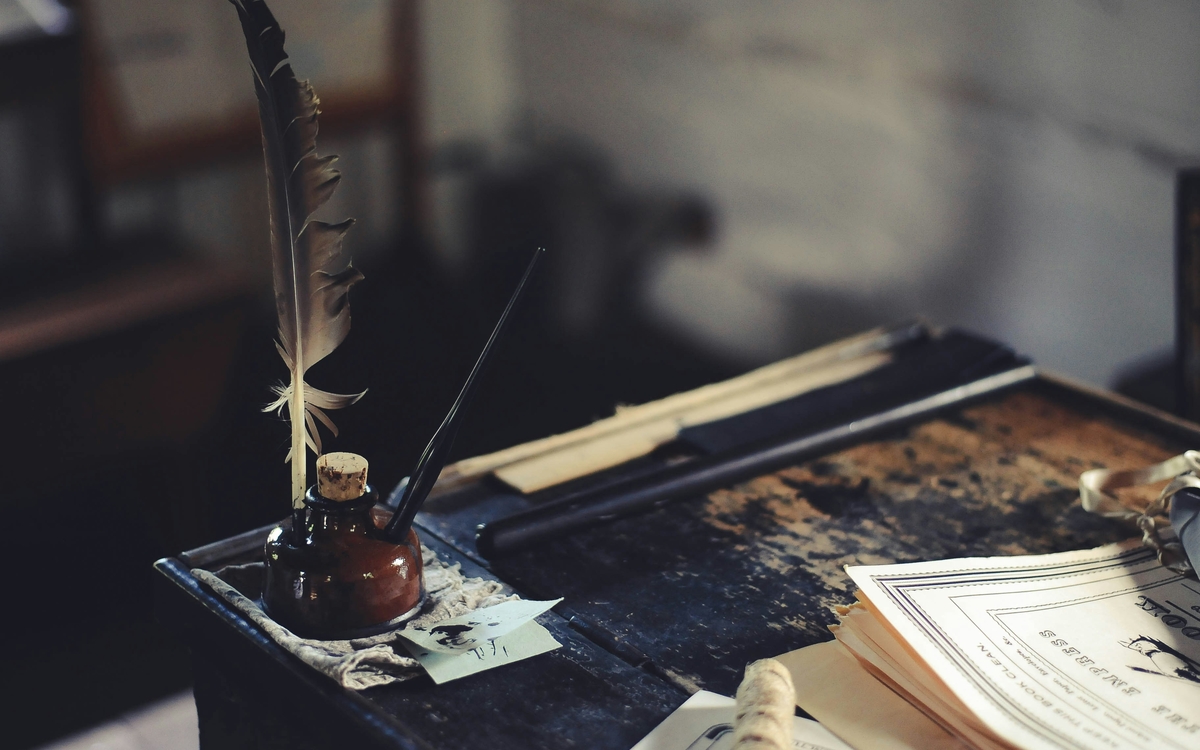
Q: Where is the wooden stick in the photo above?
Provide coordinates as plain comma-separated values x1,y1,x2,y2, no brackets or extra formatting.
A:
431,323,924,497
495,353,887,493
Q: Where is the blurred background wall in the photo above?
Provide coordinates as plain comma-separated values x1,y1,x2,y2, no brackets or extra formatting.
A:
26,0,1188,388
423,0,1197,386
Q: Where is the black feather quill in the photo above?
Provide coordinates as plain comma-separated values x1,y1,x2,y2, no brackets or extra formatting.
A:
230,0,364,510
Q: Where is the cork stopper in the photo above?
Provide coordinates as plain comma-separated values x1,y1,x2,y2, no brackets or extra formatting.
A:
316,452,369,501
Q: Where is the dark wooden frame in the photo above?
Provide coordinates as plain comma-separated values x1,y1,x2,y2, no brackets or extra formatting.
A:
0,16,99,256
1177,169,1200,422
80,0,425,233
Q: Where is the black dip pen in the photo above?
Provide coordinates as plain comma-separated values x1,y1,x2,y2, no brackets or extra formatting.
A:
384,248,544,542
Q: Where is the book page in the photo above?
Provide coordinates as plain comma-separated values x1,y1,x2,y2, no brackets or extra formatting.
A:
631,689,854,750
848,543,1200,750
777,640,969,750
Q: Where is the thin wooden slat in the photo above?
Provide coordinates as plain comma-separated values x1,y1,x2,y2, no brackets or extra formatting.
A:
433,326,907,496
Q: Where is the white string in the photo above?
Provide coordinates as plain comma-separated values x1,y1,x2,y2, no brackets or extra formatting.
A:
1079,450,1200,575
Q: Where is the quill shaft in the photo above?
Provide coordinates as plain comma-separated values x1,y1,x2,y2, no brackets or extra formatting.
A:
291,375,305,506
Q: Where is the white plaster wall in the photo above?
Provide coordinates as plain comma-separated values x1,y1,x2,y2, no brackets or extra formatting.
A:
421,0,1200,385
422,0,516,148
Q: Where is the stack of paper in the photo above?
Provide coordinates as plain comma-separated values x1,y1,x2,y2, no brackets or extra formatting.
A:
778,543,1200,750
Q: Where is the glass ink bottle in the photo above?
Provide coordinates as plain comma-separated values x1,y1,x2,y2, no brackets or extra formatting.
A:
263,452,424,639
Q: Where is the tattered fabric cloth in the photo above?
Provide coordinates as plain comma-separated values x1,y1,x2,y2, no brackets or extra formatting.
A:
191,547,516,690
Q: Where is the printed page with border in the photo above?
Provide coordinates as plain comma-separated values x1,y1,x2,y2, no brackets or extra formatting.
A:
847,542,1200,750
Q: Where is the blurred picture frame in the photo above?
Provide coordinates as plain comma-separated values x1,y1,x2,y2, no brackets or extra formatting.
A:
80,0,419,185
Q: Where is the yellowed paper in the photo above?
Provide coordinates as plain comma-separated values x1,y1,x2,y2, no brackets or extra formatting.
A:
776,639,969,750
831,614,1009,750
847,542,1200,750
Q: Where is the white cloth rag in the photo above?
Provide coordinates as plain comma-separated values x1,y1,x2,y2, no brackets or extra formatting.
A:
191,546,516,690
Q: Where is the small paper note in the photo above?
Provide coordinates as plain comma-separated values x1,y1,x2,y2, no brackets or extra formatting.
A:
399,598,562,655
402,621,562,684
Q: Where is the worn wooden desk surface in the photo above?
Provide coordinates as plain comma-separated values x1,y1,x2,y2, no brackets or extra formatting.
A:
155,375,1200,749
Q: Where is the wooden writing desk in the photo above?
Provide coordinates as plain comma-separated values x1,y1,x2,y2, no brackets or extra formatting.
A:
154,372,1200,749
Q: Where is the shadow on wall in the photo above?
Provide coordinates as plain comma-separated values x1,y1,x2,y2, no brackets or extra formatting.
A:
434,135,715,348
483,0,1186,385
429,126,1023,375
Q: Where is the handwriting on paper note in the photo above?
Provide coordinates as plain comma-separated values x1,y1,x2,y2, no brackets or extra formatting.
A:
402,621,562,684
400,598,562,655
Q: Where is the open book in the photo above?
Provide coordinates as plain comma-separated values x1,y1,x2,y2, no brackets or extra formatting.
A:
778,543,1200,750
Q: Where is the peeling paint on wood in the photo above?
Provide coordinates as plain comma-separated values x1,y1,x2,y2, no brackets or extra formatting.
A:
469,387,1185,697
